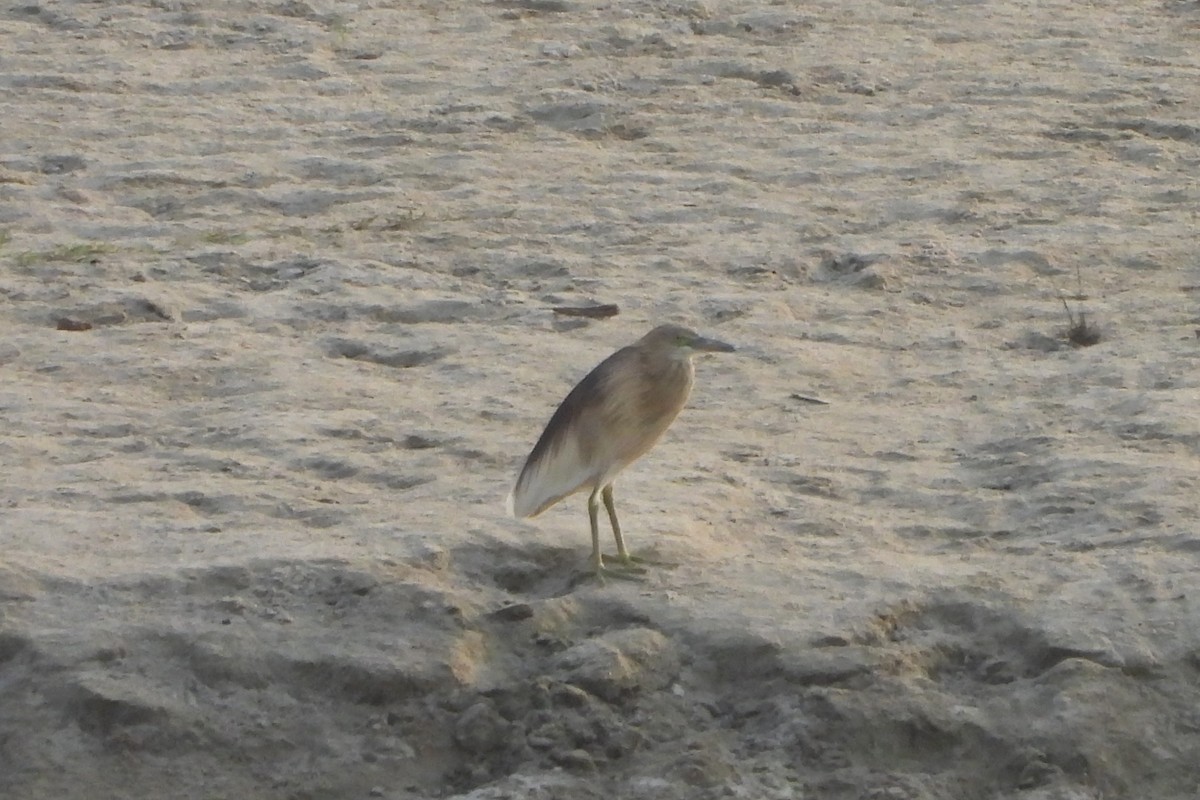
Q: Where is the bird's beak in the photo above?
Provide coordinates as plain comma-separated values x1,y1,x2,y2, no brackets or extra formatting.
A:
692,335,736,353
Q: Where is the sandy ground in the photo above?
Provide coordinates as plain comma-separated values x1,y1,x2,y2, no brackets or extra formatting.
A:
2,0,1200,798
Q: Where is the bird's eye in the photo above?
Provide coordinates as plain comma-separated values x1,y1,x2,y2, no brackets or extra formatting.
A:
676,335,690,346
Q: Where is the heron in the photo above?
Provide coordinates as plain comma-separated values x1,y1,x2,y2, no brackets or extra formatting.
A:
506,324,735,579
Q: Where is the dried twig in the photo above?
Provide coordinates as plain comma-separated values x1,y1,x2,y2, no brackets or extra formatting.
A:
551,304,620,319
790,393,830,405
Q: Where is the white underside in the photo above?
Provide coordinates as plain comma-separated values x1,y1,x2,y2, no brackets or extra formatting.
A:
508,433,601,518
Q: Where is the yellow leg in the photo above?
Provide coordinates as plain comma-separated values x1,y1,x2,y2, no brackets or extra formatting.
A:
601,484,630,561
602,485,649,573
582,486,643,582
587,487,604,574
602,484,674,570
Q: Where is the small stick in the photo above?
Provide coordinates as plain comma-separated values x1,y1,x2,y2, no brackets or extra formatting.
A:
790,393,830,405
551,304,620,319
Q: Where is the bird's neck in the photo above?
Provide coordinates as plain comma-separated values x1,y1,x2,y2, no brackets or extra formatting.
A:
655,353,695,389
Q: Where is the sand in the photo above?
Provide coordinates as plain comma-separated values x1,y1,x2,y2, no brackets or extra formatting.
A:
2,0,1199,798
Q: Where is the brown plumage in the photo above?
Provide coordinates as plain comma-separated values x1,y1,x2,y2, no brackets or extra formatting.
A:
507,324,735,577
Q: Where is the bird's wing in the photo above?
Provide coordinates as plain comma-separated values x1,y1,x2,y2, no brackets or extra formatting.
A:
508,430,593,518
508,361,614,518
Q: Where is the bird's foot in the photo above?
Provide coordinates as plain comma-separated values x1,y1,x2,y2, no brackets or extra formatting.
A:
573,556,647,586
598,564,646,582
616,552,676,569
570,566,645,588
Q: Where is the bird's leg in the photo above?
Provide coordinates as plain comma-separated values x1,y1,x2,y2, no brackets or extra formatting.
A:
588,487,604,575
602,485,649,572
601,484,631,563
603,485,674,570
583,487,643,582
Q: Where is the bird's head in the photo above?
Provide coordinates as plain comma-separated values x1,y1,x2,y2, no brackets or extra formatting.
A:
641,324,736,358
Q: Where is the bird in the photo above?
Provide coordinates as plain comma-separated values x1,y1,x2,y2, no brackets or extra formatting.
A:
506,323,735,579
